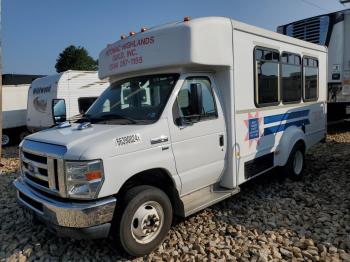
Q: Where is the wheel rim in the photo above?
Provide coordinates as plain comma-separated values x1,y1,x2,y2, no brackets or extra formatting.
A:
293,150,303,175
130,201,164,244
2,134,10,146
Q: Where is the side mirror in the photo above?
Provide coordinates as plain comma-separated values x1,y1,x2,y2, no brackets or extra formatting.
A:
190,83,202,116
52,99,67,125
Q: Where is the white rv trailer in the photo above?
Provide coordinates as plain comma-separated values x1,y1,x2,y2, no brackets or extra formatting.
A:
26,70,109,132
2,84,30,146
14,17,327,256
278,9,350,122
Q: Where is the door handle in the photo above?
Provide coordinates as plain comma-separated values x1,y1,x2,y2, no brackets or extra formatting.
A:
219,135,224,147
151,135,169,145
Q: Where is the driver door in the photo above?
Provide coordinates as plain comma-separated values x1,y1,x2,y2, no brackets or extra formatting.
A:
169,75,226,195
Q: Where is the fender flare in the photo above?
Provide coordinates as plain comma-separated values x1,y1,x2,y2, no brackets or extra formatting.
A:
274,126,306,167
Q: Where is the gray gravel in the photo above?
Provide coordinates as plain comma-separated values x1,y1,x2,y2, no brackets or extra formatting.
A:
1,124,350,261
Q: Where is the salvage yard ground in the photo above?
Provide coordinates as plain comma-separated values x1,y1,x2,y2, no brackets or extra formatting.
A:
0,123,349,261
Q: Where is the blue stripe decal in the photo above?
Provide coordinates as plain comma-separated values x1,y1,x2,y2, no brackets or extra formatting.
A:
264,119,310,136
264,110,310,125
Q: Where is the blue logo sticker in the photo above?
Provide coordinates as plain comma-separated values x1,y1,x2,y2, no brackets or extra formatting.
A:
249,118,259,140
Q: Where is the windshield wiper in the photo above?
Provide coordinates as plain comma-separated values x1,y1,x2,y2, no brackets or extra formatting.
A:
74,114,91,123
91,114,137,124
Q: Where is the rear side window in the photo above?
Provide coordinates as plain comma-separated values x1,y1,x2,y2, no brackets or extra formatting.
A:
255,48,280,106
303,57,318,101
281,53,302,103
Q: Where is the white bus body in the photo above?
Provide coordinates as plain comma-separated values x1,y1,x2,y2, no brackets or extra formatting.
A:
2,84,30,146
14,17,327,256
278,9,350,122
26,70,109,132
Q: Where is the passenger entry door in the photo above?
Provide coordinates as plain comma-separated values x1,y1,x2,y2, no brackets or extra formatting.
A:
169,75,226,195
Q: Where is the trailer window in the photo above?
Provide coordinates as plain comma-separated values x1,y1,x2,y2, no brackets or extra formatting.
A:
303,57,318,101
78,97,98,114
281,53,302,103
255,48,280,106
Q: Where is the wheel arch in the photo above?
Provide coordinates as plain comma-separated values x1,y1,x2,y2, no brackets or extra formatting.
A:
275,126,306,167
116,168,185,217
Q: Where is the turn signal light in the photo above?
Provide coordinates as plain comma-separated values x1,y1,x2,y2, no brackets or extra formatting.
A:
184,16,190,22
129,31,136,36
85,171,102,181
120,34,127,40
141,27,148,32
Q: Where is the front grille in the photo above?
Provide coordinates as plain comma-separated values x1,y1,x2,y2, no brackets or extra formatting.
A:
23,151,47,164
285,15,329,45
24,172,49,187
21,148,65,197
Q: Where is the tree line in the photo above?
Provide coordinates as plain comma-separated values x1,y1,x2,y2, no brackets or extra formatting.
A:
55,45,98,73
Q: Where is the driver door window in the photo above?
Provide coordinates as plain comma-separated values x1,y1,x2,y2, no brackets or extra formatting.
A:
175,77,218,124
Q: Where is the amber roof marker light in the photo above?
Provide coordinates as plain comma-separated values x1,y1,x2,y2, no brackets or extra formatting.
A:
120,34,127,40
129,31,136,36
141,27,148,33
184,16,190,22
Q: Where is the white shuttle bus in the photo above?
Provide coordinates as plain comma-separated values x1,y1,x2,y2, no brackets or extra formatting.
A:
14,17,327,256
26,70,109,132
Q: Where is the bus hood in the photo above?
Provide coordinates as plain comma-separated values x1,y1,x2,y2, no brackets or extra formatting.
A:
24,119,170,160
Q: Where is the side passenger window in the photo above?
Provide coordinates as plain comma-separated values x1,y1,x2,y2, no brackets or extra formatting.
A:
281,53,302,103
303,57,318,101
255,48,280,106
174,77,218,125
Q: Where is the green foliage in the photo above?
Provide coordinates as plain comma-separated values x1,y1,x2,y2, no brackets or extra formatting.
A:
55,45,98,73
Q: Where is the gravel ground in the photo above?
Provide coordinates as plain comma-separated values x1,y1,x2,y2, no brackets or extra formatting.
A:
0,123,349,262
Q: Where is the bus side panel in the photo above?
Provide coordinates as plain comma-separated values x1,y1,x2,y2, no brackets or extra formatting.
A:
233,29,327,186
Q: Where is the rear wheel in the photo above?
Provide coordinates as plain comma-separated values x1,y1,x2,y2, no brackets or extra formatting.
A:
283,142,305,180
113,185,173,256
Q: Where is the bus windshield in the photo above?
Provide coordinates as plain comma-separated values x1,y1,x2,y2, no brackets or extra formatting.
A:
83,74,179,124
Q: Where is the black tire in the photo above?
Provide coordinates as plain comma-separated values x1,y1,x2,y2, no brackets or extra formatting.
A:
2,133,11,147
283,141,305,180
113,185,173,256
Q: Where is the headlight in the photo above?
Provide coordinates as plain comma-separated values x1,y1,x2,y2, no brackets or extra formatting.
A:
65,160,104,199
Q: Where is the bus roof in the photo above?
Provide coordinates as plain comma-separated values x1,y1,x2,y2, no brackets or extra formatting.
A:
99,17,327,80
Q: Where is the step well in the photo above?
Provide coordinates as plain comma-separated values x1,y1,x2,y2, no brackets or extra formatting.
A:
181,184,240,217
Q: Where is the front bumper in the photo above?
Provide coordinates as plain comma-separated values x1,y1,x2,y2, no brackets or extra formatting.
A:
13,178,116,239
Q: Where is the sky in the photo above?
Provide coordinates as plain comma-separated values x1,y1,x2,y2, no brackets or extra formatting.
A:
3,0,347,75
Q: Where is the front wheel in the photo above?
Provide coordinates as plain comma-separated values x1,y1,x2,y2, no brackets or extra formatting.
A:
283,142,305,180
113,185,173,256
